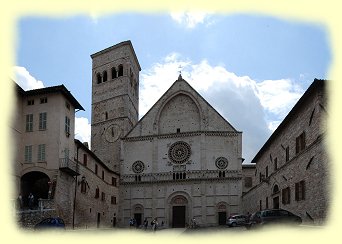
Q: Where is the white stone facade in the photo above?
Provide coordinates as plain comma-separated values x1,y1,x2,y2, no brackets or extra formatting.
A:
90,41,243,227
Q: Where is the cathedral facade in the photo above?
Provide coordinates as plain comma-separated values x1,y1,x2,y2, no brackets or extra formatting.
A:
90,41,244,227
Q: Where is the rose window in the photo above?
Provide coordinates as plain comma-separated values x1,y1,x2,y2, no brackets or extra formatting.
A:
168,141,191,164
132,161,145,173
215,157,228,169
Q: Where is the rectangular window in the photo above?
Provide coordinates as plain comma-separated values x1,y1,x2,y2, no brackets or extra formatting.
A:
95,164,98,175
266,197,269,209
244,177,252,188
296,132,306,154
285,146,290,162
65,101,70,110
39,112,47,130
266,166,269,178
282,187,291,204
95,188,99,199
259,200,262,211
65,116,70,136
81,179,87,193
37,144,46,162
102,170,104,180
26,114,33,132
274,157,278,171
112,177,117,187
111,196,117,205
295,180,305,201
83,154,87,167
24,145,32,163
101,192,105,201
27,99,34,105
40,97,48,103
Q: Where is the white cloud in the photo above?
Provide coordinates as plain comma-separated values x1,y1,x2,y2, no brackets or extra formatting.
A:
170,11,212,28
75,117,91,148
140,54,305,162
12,66,45,90
12,66,92,148
256,79,304,118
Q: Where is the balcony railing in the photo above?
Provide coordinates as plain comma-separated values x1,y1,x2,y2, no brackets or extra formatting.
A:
59,158,80,176
121,169,242,184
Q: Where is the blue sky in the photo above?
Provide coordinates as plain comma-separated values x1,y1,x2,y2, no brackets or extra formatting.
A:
14,12,331,163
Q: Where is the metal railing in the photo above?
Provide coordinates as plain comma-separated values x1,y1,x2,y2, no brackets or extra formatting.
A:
59,158,80,175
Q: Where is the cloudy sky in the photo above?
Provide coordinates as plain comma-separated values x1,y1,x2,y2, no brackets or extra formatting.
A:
13,12,331,163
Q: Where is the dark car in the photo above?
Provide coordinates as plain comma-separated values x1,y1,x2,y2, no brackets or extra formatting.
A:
246,209,302,229
227,214,248,227
34,217,65,230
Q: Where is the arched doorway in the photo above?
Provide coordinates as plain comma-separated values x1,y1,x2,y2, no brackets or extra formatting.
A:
133,204,143,227
20,171,50,208
217,202,228,225
171,195,188,228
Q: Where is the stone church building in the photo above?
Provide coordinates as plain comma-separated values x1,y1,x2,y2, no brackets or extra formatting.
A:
90,41,244,228
12,40,328,229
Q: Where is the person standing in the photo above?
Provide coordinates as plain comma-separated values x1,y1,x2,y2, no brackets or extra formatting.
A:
143,218,148,230
152,218,158,231
28,193,34,209
17,194,23,210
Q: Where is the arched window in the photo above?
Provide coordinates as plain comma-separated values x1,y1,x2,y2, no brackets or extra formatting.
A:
118,64,123,77
96,73,101,84
111,67,117,79
105,112,108,120
176,173,179,180
183,172,186,179
103,71,108,82
273,185,279,194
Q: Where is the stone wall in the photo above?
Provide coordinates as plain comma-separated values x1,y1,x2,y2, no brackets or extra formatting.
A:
242,79,329,224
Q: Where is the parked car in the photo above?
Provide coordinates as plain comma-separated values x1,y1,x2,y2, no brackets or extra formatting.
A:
246,209,302,229
34,217,65,230
227,214,248,227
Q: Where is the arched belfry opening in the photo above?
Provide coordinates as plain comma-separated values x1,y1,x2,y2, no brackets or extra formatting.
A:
118,64,124,77
20,171,50,208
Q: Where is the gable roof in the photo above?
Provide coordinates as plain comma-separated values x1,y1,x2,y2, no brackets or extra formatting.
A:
125,75,240,138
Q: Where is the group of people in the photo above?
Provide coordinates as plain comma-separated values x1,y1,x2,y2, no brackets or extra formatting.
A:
16,193,35,210
130,217,162,231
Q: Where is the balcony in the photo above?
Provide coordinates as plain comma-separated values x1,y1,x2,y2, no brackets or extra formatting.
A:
59,158,80,176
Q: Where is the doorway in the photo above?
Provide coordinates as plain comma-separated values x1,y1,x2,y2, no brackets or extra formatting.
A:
97,213,101,228
218,212,227,225
172,206,186,228
134,213,142,227
273,196,280,209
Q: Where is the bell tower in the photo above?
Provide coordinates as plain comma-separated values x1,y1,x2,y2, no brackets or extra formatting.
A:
90,41,141,172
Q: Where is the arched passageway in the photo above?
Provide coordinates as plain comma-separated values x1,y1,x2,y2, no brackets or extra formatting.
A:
20,171,50,208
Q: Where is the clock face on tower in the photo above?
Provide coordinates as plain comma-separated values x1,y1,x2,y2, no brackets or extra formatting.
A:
105,123,121,142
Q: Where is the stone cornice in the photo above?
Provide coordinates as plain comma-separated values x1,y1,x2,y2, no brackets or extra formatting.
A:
124,131,241,142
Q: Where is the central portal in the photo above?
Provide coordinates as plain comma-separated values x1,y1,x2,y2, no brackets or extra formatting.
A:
172,206,186,228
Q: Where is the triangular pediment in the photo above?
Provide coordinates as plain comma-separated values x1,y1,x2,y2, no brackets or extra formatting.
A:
125,76,238,138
